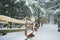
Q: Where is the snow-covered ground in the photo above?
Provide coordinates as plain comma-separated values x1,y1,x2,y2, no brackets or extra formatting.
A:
32,24,60,40
0,24,60,40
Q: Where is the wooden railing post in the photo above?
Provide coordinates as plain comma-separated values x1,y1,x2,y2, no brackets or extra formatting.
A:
25,17,28,40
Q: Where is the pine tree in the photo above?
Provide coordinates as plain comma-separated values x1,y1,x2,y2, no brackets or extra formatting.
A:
0,0,32,19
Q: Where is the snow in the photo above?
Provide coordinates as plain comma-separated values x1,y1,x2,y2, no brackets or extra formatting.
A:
0,24,60,40
54,9,60,14
45,0,50,2
32,24,59,40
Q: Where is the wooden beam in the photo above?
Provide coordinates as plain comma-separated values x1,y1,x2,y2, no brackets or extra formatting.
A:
0,28,25,33
0,27,32,33
0,15,26,24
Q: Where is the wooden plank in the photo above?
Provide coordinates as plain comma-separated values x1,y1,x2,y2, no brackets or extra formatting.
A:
0,28,25,33
0,27,32,33
0,15,26,24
